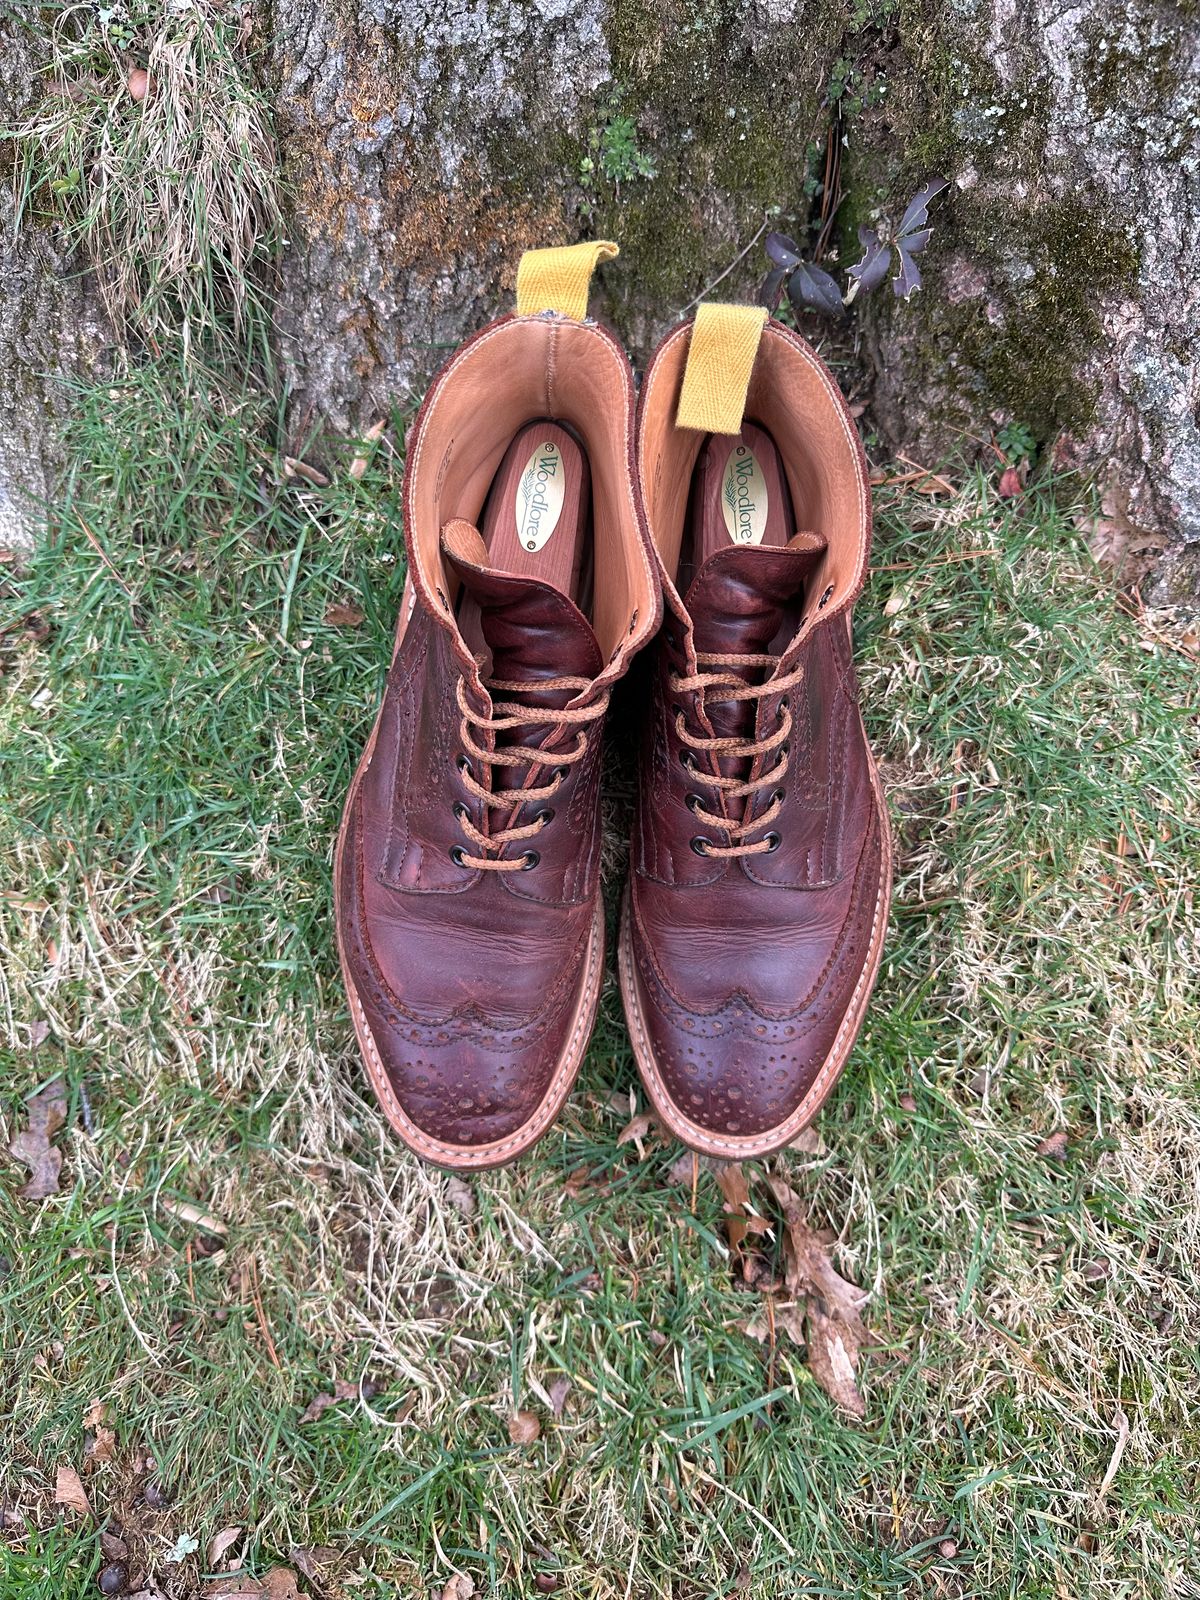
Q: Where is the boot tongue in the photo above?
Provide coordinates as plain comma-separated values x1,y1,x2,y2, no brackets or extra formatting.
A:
682,532,827,658
442,520,603,690
441,520,603,790
682,532,827,771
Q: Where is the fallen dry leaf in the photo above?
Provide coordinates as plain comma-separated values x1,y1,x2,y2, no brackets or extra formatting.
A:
159,1196,227,1236
616,1112,655,1153
54,1464,92,1518
1036,1131,1069,1161
444,1174,476,1219
203,1571,301,1600
10,1079,68,1199
441,1575,475,1600
713,1164,769,1253
85,1425,117,1466
742,1300,805,1349
761,1177,871,1416
99,1531,129,1562
208,1527,244,1568
508,1410,541,1445
715,1162,751,1213
805,1301,866,1419
787,1126,826,1155
666,1150,698,1186
324,601,364,628
83,1399,107,1430
716,1162,752,1253
299,1378,357,1424
997,464,1025,499
547,1376,572,1418
28,1019,51,1050
260,1570,301,1600
563,1165,610,1199
289,1547,337,1582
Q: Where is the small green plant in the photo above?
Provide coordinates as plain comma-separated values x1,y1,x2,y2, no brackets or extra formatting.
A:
826,56,887,115
579,96,656,211
997,420,1037,464
597,113,656,184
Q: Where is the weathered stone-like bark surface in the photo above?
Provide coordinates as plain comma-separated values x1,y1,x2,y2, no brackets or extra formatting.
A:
267,0,826,420
0,19,108,548
268,0,1200,598
3,2,1198,596
857,0,1200,599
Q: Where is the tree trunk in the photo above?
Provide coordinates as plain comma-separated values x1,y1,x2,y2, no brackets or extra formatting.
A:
0,21,107,548
5,2,1199,599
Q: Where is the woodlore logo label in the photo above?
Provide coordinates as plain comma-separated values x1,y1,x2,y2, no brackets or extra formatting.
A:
721,444,768,545
516,441,566,551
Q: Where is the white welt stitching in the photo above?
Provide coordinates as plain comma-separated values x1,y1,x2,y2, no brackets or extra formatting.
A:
348,901,603,1166
621,770,892,1157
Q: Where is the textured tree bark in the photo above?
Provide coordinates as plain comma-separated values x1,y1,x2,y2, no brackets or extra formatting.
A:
855,1,1200,601
4,2,1199,599
0,20,108,549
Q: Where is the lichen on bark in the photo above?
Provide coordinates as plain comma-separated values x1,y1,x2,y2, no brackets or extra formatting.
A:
2,0,1198,594
853,0,1200,596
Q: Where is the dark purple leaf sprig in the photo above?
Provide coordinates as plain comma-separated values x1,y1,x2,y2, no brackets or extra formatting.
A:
761,232,845,318
847,177,948,302
759,176,947,317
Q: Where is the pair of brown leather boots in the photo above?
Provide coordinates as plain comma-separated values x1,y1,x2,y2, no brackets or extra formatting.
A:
334,242,892,1170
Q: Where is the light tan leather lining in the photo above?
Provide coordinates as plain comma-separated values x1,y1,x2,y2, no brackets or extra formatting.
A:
639,320,870,630
406,317,654,666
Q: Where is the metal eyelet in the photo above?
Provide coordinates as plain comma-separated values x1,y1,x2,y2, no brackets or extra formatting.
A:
690,836,711,857
679,750,696,772
456,755,472,778
449,845,468,867
770,788,785,806
534,808,555,826
555,765,570,781
685,793,704,814
520,850,540,870
452,801,468,822
763,832,782,853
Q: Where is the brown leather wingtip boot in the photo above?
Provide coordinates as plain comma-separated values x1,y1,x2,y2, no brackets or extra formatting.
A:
619,305,892,1160
336,242,660,1168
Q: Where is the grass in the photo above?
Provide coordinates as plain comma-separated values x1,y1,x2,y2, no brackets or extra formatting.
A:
5,0,280,344
2,349,1199,1600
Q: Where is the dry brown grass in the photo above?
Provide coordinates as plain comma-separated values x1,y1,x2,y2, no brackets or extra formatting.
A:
9,1,280,340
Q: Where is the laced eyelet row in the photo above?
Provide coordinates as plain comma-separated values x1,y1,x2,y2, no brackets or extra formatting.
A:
448,673,608,873
669,649,804,860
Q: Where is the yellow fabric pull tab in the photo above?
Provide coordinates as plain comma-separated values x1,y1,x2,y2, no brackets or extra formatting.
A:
516,240,620,321
676,302,768,434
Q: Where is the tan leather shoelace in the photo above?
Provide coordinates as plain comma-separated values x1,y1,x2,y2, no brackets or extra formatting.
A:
670,650,805,859
453,674,609,871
